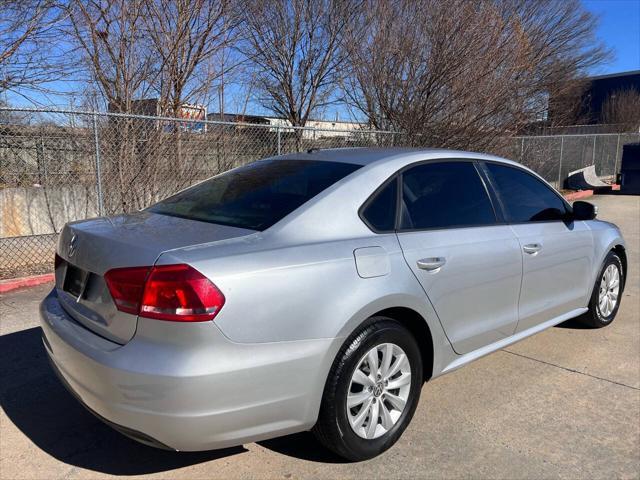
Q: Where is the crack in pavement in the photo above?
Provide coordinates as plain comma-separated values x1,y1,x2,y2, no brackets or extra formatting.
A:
501,349,640,391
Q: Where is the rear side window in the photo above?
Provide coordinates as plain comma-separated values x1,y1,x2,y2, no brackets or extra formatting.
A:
400,161,496,230
485,163,568,222
361,179,397,232
149,160,361,231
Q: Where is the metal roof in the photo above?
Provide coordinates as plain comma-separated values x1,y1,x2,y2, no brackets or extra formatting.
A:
271,147,517,167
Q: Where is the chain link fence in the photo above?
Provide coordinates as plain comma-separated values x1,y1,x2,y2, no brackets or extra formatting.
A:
0,108,407,278
504,132,640,188
1,107,638,279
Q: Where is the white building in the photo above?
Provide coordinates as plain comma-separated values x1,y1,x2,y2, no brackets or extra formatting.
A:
265,116,369,139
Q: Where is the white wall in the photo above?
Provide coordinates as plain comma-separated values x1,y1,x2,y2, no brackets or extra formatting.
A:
0,186,98,237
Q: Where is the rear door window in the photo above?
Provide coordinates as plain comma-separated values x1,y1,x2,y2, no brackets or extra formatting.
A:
400,161,496,230
149,160,361,230
484,163,569,222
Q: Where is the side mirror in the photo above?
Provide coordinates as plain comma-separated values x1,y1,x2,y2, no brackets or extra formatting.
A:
572,201,598,220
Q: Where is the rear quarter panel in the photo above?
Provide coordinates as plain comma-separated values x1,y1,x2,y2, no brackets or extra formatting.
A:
157,233,455,376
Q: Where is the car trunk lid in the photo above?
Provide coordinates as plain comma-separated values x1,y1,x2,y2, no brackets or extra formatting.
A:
55,211,255,344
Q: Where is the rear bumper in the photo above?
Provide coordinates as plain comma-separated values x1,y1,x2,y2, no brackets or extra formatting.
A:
40,289,342,451
45,354,172,449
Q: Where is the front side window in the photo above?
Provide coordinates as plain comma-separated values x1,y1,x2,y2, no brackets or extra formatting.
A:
485,163,568,223
149,159,361,231
400,161,496,230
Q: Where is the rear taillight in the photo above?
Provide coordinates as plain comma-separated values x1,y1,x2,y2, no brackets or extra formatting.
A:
140,264,225,321
104,264,224,322
104,266,150,315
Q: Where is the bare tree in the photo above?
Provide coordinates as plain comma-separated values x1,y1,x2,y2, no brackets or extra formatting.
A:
0,0,67,98
66,0,157,112
344,0,609,151
143,0,236,115
545,78,592,128
66,0,161,213
237,0,360,128
601,88,640,131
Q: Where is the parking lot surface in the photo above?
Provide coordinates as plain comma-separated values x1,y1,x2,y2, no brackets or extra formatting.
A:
1,194,638,479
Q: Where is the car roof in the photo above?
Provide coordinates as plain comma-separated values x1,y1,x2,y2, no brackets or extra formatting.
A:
271,147,520,167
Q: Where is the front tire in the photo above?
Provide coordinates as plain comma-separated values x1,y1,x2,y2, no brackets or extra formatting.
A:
579,251,624,328
313,317,423,461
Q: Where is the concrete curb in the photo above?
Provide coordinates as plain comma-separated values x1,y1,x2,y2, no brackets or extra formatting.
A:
562,184,621,202
563,190,594,201
0,273,54,293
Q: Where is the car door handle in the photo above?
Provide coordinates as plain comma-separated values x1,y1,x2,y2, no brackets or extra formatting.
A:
523,243,542,254
417,257,446,271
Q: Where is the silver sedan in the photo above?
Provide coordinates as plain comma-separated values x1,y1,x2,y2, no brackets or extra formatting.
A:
40,148,627,461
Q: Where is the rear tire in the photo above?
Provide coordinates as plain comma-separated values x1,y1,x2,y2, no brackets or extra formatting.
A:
578,251,623,328
313,317,423,461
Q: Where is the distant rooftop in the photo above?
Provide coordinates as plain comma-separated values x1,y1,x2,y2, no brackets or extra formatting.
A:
207,111,366,126
587,70,640,81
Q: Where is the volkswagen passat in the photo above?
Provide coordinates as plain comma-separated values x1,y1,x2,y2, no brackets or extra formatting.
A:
41,148,627,460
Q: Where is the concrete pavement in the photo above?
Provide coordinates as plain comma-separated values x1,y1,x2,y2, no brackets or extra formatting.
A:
1,194,638,479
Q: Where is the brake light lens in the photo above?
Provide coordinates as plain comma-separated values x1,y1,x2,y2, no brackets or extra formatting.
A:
104,266,150,315
140,264,225,321
104,264,224,322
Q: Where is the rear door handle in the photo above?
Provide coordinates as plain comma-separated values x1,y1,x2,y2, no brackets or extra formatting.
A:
523,243,542,254
417,257,446,271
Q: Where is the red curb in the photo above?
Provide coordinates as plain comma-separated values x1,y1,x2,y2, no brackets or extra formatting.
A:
0,273,55,293
563,190,594,201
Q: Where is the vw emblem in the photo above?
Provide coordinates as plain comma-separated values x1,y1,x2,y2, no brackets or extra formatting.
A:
373,382,384,397
68,234,78,257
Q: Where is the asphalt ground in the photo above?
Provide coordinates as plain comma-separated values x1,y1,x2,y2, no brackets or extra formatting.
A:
1,194,638,479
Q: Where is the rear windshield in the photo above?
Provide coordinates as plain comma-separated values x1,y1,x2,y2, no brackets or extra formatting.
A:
148,159,361,231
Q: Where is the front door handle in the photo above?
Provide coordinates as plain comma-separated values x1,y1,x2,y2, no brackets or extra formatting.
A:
417,257,446,271
523,243,542,254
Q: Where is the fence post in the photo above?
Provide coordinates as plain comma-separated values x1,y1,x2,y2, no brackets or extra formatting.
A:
557,136,564,189
277,125,281,155
520,137,525,161
613,134,621,178
592,135,596,165
92,112,105,216
39,137,47,181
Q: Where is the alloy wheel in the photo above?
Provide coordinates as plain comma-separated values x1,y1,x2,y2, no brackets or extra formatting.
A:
598,264,620,318
346,343,411,440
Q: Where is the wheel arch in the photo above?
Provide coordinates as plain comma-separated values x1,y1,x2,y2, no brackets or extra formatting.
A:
612,244,628,291
331,294,452,386
372,307,434,381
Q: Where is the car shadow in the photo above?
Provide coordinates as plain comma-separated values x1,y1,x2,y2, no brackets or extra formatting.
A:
0,326,246,475
554,317,593,329
259,432,348,464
